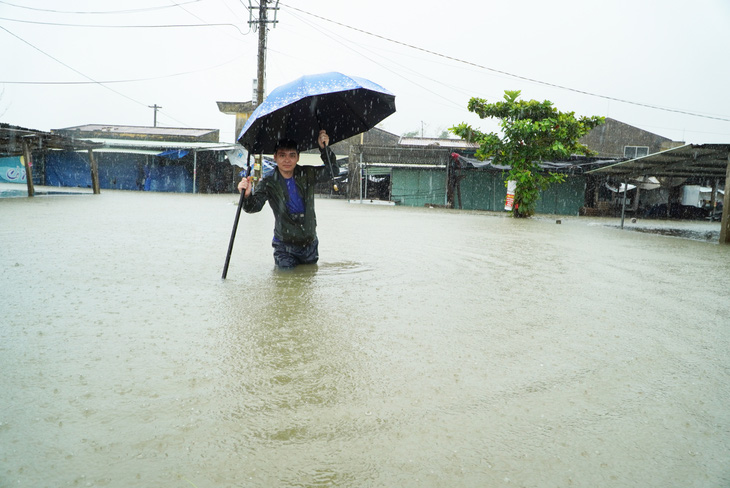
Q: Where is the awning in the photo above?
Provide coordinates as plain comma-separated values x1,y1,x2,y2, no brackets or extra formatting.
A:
588,143,730,178
77,137,237,152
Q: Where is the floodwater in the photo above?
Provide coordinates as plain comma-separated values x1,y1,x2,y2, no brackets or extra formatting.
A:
1,189,729,487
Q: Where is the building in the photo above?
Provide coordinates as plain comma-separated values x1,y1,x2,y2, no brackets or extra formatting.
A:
346,119,695,217
349,135,613,215
579,117,683,159
48,125,237,193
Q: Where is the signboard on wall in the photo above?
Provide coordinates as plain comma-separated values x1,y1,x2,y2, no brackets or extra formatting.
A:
0,156,26,184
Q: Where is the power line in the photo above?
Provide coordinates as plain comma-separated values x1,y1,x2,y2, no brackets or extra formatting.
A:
0,25,149,109
0,54,248,85
286,9,462,111
0,16,250,36
0,0,202,15
279,3,730,124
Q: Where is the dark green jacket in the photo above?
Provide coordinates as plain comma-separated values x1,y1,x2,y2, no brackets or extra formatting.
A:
243,146,339,245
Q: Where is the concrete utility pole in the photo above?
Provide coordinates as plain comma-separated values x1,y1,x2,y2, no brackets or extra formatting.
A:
248,0,279,180
248,0,279,106
148,104,162,127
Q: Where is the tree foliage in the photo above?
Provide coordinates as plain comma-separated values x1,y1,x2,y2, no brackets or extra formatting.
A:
451,90,605,217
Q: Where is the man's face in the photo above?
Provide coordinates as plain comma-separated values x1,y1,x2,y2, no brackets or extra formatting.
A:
274,148,299,176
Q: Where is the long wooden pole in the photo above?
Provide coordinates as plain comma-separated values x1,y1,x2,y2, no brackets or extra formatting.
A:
193,149,197,194
221,152,252,279
22,138,35,197
88,149,100,194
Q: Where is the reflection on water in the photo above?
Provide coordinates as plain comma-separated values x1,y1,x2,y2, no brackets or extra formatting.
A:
1,192,729,487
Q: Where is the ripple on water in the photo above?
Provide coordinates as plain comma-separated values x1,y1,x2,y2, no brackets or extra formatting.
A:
314,261,373,276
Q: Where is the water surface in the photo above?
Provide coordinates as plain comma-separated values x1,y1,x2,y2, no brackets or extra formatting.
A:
1,191,729,487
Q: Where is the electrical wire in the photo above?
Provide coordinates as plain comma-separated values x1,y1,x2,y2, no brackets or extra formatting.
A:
285,9,463,111
0,16,250,36
0,25,150,109
0,0,202,15
0,54,249,85
279,3,730,124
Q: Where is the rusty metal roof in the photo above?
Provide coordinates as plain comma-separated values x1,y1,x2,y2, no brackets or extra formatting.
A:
398,137,479,150
53,125,220,143
588,143,730,178
0,123,102,157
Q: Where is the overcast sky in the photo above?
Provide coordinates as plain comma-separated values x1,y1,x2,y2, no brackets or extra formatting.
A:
1,0,729,145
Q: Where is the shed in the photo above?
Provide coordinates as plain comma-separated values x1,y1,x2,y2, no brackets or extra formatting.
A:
0,123,103,196
49,125,237,193
588,143,730,244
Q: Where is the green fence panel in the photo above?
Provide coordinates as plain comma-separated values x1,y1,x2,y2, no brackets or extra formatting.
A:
535,175,586,215
391,168,586,215
391,168,447,207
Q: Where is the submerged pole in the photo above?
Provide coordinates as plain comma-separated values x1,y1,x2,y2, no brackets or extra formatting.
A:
88,149,100,194
22,138,35,197
620,178,628,229
221,152,251,279
193,150,197,194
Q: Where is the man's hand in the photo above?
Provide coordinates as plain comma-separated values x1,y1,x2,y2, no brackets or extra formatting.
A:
318,130,329,149
237,176,253,198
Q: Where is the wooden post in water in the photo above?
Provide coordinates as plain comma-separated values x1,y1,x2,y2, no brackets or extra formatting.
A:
22,138,35,197
719,153,730,244
193,149,198,194
88,149,100,194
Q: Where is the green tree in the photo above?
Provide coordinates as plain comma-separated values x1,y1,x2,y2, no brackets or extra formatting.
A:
451,90,604,217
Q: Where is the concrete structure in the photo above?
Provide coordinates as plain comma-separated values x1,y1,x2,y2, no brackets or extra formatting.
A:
216,101,257,142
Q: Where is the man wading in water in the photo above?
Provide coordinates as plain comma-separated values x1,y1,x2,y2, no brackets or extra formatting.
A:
237,130,339,269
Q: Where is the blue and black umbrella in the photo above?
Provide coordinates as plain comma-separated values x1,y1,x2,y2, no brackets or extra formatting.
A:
237,71,396,154
222,72,395,279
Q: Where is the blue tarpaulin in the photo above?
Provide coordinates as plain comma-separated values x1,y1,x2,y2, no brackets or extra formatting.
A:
157,149,189,160
45,151,192,192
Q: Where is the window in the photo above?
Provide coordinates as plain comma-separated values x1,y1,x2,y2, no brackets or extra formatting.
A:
624,146,650,159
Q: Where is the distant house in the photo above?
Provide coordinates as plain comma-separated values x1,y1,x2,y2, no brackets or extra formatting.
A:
579,118,687,217
49,125,237,193
348,136,482,206
579,117,683,159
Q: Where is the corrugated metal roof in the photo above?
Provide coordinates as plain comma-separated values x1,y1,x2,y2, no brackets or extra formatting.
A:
78,138,236,152
1,123,102,157
53,125,220,143
398,137,479,149
588,143,730,178
58,125,216,138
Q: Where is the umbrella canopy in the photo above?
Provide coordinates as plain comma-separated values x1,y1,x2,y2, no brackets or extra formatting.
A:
237,72,396,154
